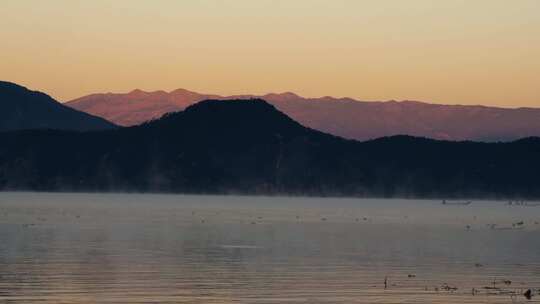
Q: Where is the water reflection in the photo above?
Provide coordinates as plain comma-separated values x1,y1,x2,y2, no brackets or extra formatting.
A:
0,192,539,303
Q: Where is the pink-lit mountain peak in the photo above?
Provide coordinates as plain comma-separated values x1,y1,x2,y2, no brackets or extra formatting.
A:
66,88,540,142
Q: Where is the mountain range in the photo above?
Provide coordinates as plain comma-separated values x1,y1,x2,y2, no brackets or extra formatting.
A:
2,96,540,198
67,89,540,142
0,81,115,132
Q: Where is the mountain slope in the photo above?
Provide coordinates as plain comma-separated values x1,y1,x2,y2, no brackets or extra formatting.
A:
67,89,540,141
2,99,540,198
0,81,116,131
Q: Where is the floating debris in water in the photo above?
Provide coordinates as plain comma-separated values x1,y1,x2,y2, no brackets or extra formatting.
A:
441,283,458,292
512,221,524,227
482,286,501,294
524,289,533,300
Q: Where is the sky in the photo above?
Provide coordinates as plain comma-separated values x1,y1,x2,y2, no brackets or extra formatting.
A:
1,0,539,107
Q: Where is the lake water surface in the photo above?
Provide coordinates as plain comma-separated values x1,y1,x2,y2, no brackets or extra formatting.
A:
0,192,539,303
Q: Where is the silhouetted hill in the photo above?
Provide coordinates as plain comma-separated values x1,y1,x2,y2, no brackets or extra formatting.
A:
67,89,540,142
0,81,116,131
2,99,540,198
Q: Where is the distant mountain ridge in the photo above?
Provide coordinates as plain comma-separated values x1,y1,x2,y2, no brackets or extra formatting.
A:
69,88,220,127
0,81,116,131
67,88,540,142
2,99,540,198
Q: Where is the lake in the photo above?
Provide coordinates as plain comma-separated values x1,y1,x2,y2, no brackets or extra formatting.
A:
0,192,539,303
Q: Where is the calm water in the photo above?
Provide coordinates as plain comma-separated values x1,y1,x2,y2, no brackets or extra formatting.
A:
0,193,539,304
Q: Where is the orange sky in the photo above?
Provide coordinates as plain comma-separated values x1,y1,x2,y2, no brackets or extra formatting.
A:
1,0,539,107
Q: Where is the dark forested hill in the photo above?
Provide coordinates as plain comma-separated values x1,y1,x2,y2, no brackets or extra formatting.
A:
0,81,116,131
1,99,539,198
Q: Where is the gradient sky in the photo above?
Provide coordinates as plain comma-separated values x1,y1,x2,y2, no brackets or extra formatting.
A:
1,0,539,107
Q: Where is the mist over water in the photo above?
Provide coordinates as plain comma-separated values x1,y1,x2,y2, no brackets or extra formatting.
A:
0,192,539,303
